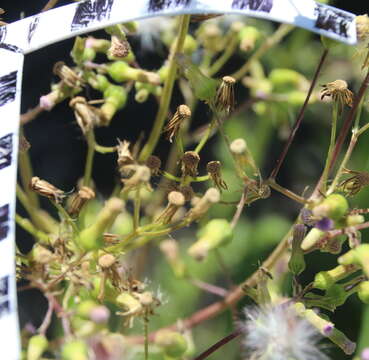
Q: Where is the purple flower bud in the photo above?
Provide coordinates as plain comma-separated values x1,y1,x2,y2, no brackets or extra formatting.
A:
300,208,316,226
362,348,369,360
316,217,334,231
322,323,334,335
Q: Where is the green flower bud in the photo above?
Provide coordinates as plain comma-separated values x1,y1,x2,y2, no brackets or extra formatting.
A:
346,214,365,226
134,82,162,103
325,284,350,307
76,299,98,319
269,68,305,91
61,340,88,360
155,330,188,358
123,21,138,33
314,264,359,290
358,281,369,304
78,198,123,251
71,36,86,65
188,219,233,261
101,85,128,124
88,74,110,92
107,61,160,84
27,334,48,360
116,292,141,313
158,65,169,82
288,224,306,275
338,244,369,277
82,47,96,62
238,26,260,52
183,34,198,55
301,227,324,251
175,54,219,102
312,193,348,220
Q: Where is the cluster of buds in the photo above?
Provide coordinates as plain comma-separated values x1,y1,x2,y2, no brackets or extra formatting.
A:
188,218,233,261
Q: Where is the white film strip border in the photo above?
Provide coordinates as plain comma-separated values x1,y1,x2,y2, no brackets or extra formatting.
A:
0,0,357,359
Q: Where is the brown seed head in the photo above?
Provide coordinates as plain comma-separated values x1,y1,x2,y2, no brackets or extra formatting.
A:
214,76,236,114
321,80,353,109
69,96,100,134
206,161,227,191
181,151,200,177
53,61,84,88
117,139,134,175
108,35,131,58
68,186,95,216
30,176,65,203
146,155,161,175
164,104,191,143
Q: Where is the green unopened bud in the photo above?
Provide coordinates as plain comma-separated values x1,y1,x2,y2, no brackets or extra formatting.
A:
294,302,356,354
346,214,365,226
183,34,198,55
71,36,86,65
82,47,96,62
358,281,369,304
61,340,88,360
27,334,48,360
88,74,110,92
100,85,127,124
155,330,188,358
116,292,141,313
188,219,232,261
175,53,219,101
325,284,351,308
269,68,306,91
238,26,260,52
338,244,369,277
288,224,306,275
85,37,110,53
78,198,123,251
314,264,359,290
107,61,160,84
76,299,98,319
312,194,348,220
134,82,162,103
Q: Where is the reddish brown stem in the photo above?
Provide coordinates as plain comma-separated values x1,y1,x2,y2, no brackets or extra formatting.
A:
269,48,329,180
193,330,241,360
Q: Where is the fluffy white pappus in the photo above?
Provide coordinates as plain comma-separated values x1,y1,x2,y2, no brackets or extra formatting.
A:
136,16,175,51
240,305,330,360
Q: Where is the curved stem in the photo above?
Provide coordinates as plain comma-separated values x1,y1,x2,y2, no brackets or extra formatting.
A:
83,130,95,187
15,214,49,244
231,24,293,81
138,15,191,162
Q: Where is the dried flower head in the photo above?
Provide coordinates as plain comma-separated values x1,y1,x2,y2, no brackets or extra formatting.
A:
122,165,151,193
321,80,353,110
214,76,236,114
146,155,161,175
206,161,227,191
117,139,134,176
69,96,101,134
164,104,191,143
181,151,200,177
68,186,95,217
53,61,84,88
108,35,131,58
30,176,65,203
356,14,369,42
241,304,329,360
186,187,220,222
339,168,369,196
155,191,185,224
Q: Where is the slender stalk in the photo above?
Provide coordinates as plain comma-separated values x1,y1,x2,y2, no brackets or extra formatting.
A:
329,67,369,172
266,179,308,204
83,130,95,187
138,15,191,162
194,120,216,154
41,0,59,11
53,202,79,236
144,314,149,360
231,24,293,80
94,143,117,154
208,35,239,76
320,102,338,193
133,187,141,231
15,214,49,244
193,330,241,360
18,127,39,208
269,48,329,179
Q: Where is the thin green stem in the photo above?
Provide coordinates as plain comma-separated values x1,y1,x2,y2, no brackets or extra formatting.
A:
231,24,293,80
53,202,79,235
208,34,239,76
15,214,49,244
83,130,95,187
94,143,117,154
320,103,338,193
138,15,191,162
144,314,149,360
133,187,141,231
266,179,308,204
194,120,216,154
162,171,181,182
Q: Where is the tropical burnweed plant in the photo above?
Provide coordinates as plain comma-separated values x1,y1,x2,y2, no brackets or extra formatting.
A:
8,0,369,359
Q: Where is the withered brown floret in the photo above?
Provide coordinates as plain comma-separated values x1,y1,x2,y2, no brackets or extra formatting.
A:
181,151,200,177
